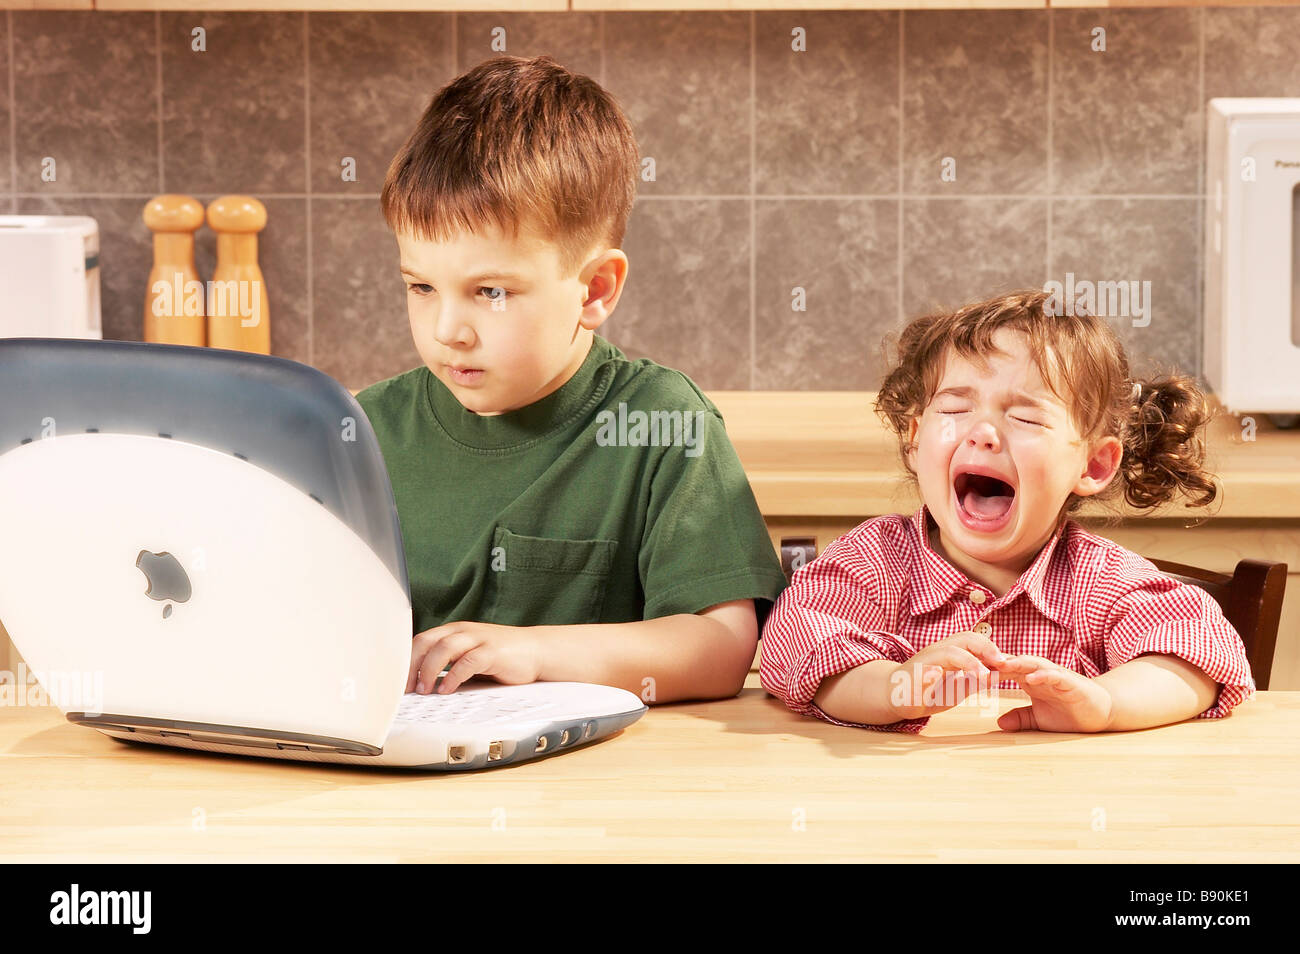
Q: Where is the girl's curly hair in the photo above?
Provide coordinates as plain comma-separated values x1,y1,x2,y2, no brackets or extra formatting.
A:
874,288,1220,526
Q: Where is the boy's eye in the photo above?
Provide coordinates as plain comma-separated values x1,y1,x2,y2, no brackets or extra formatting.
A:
405,284,511,302
1013,417,1045,427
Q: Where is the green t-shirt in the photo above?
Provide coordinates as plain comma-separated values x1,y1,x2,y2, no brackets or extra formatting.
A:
355,335,787,635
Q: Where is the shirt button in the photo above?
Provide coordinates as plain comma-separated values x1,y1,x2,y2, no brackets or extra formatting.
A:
973,621,992,636
969,589,986,605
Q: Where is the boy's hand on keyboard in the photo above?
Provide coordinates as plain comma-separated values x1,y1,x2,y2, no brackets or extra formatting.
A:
992,655,1113,733
886,631,1008,720
407,621,542,695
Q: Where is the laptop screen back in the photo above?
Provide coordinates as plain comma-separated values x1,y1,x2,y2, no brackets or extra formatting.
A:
0,339,412,749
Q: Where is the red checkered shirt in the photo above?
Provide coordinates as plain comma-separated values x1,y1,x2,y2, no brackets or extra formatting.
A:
759,504,1256,732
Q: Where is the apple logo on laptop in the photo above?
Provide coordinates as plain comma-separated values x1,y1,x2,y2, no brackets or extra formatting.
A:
135,550,192,619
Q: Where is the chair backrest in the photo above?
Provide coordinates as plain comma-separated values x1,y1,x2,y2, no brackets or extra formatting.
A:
1148,558,1287,691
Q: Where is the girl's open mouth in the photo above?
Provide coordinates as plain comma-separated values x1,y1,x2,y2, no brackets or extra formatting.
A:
953,472,1016,532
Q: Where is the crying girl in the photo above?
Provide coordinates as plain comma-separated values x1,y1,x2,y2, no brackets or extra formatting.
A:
758,289,1255,735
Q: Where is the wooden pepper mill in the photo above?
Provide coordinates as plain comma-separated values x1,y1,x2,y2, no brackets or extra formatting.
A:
206,195,271,354
142,195,206,346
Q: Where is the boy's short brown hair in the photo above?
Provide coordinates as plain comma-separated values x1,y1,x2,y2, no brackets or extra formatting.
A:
381,54,640,279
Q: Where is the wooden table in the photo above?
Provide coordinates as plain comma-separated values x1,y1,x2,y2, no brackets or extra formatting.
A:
3,676,1298,862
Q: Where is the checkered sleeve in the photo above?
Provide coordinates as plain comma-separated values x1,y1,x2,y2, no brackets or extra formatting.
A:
759,529,929,733
1099,548,1256,719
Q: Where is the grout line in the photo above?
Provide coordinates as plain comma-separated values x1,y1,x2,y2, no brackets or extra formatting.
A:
8,10,15,212
305,12,312,367
1046,7,1053,284
1195,5,1206,383
156,12,163,194
749,10,755,390
641,192,1204,200
897,10,904,326
8,193,358,200
1046,6,1053,198
7,192,1207,201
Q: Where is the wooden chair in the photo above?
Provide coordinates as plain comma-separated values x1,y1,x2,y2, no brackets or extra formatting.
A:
777,537,1287,690
1148,558,1287,691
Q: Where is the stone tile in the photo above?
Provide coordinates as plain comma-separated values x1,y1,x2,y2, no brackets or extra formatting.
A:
456,12,602,80
1,9,1232,396
161,12,305,195
0,12,10,206
311,197,422,391
755,11,898,196
1052,9,1199,195
1049,198,1199,381
12,12,158,195
902,197,1047,318
310,13,455,197
1205,7,1300,99
603,198,751,391
903,10,1048,196
754,198,898,390
605,13,751,197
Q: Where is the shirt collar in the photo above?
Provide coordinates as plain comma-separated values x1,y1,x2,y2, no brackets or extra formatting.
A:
425,335,617,451
908,503,1071,627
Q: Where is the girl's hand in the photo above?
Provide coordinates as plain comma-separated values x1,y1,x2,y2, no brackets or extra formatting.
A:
407,621,544,695
887,631,1008,720
993,654,1113,732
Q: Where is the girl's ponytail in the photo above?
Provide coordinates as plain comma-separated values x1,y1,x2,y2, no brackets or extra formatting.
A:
1120,372,1219,511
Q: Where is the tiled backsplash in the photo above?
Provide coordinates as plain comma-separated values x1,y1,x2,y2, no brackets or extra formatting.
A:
4,8,1298,393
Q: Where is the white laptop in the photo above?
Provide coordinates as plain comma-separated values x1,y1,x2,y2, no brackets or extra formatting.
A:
0,337,646,770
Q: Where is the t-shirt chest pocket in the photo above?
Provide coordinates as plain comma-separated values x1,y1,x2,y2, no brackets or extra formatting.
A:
482,526,618,626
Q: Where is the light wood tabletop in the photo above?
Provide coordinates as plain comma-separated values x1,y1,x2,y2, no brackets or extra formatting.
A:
3,675,1298,863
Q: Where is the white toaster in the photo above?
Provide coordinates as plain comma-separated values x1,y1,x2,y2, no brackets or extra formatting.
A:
0,215,102,340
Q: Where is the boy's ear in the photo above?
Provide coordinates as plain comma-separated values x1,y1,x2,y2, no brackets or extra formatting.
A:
905,417,919,467
1073,435,1123,497
578,250,628,332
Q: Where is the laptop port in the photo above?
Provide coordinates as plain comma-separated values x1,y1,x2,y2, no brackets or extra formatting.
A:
560,729,570,745
583,721,595,738
448,745,467,763
535,735,548,752
487,741,503,761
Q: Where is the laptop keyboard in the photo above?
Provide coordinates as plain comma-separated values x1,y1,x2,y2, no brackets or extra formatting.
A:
393,688,557,725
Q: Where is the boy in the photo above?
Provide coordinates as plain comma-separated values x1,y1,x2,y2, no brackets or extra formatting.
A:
356,55,787,705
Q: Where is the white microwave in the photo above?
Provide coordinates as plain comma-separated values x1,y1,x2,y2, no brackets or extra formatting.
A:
0,215,102,340
1203,98,1300,427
